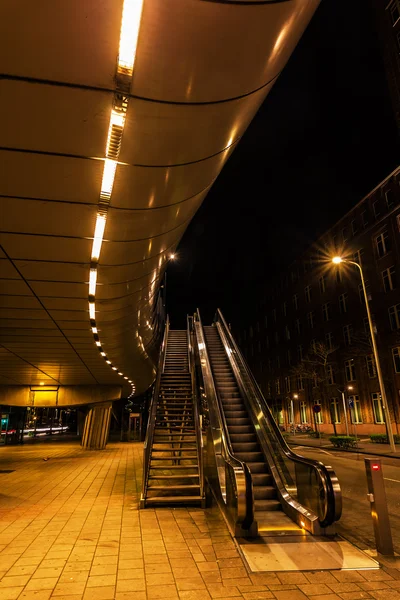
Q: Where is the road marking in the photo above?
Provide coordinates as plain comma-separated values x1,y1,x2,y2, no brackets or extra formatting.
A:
384,478,400,483
292,446,333,457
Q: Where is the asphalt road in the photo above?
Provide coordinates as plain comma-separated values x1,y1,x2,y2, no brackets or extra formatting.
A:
291,444,400,552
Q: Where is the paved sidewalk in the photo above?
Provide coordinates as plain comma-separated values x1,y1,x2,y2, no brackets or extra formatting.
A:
0,441,400,600
286,434,400,458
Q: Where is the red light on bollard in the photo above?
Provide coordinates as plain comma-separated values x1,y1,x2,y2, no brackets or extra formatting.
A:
371,464,380,471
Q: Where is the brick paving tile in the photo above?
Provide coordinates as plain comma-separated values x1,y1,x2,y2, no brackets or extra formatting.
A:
2,442,400,600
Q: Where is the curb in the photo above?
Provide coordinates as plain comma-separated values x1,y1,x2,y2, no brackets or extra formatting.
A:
288,440,400,460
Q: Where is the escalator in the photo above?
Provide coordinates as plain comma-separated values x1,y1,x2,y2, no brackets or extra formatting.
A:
194,309,342,538
140,322,204,507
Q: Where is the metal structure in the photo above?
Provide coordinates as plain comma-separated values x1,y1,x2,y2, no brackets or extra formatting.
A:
365,458,394,556
0,0,320,400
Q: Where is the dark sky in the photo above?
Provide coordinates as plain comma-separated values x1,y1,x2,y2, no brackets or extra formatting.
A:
167,0,400,328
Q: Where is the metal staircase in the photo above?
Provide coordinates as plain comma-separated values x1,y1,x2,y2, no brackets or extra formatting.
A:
142,329,203,506
204,326,281,519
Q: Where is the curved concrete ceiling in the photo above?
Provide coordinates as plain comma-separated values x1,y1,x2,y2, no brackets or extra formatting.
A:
0,0,319,396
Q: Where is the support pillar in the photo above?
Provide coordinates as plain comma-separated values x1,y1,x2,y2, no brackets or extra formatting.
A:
81,402,112,450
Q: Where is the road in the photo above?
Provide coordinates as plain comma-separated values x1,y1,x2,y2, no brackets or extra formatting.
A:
291,444,400,552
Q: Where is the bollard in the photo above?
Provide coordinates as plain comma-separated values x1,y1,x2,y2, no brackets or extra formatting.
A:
364,458,394,555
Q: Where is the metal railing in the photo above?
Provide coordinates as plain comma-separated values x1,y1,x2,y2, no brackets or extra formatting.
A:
187,316,205,505
194,310,256,536
214,309,342,533
140,317,169,508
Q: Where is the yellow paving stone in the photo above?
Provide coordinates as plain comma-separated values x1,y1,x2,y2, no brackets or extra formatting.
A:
86,574,117,587
18,590,52,599
24,577,59,591
175,577,207,591
115,593,146,600
0,575,31,587
116,578,145,592
0,588,24,600
206,583,241,598
59,571,89,583
52,582,86,596
146,572,175,585
93,556,118,567
178,590,212,600
147,584,179,599
89,565,117,577
83,585,116,600
64,562,92,573
5,565,37,577
32,567,63,579
145,563,172,574
117,569,146,580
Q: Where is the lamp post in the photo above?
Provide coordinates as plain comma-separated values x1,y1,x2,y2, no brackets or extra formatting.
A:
337,385,352,437
332,256,396,452
292,393,298,434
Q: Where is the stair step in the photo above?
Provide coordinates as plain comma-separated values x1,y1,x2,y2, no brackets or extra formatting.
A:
147,485,200,490
235,452,264,462
145,496,202,505
255,499,282,511
148,474,199,480
150,465,198,470
150,455,198,460
253,486,277,500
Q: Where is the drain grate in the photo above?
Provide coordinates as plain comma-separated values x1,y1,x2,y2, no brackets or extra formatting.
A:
0,470,15,474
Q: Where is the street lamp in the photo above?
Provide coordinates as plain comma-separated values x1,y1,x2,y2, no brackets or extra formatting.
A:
337,384,353,437
291,393,298,434
332,256,396,452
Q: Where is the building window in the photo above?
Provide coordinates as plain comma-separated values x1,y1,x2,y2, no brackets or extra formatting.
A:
327,365,336,385
267,382,271,397
361,210,368,228
285,376,291,393
305,285,311,303
372,200,381,218
300,401,307,423
392,347,400,373
285,326,290,340
266,335,270,349
274,331,279,344
389,1,400,25
322,302,331,322
349,395,362,424
339,293,348,314
330,398,340,424
295,319,301,335
342,227,349,242
336,269,343,284
325,332,334,350
283,302,287,316
389,304,400,330
276,356,280,369
353,249,364,265
343,324,352,345
287,349,291,366
297,345,303,361
272,309,277,322
319,275,326,294
366,354,376,378
376,231,391,258
264,315,268,328
276,378,281,395
314,400,323,424
297,376,304,390
256,321,260,333
382,266,397,292
293,294,298,310
372,392,385,424
351,219,358,235
385,189,394,209
249,326,253,338
344,359,356,381
307,311,315,329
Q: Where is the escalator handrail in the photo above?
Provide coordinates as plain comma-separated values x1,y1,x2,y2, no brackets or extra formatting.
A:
187,315,204,502
141,316,169,502
215,308,342,526
195,309,254,530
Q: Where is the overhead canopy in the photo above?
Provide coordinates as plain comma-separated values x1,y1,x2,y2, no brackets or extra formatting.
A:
0,0,319,396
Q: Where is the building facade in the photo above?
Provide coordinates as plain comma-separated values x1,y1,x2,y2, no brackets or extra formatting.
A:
236,166,400,436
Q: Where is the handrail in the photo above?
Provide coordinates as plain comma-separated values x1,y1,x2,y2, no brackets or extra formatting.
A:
140,316,169,507
215,308,342,530
187,315,204,503
194,309,255,535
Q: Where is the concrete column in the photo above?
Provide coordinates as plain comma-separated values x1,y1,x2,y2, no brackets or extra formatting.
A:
81,402,112,450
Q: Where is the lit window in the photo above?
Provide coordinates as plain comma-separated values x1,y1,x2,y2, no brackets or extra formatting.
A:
300,401,307,423
327,365,336,385
376,231,391,258
305,285,311,303
344,359,356,381
285,376,291,393
293,294,298,310
372,392,385,424
325,332,334,350
276,378,281,395
382,266,397,292
295,319,301,335
349,395,363,424
307,311,315,329
297,376,304,391
330,398,340,424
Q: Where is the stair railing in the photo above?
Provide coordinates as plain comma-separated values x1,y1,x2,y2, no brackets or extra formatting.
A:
187,315,205,505
214,309,342,533
140,317,169,508
194,309,256,536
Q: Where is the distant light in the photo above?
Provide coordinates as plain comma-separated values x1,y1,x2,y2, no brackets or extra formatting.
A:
332,256,343,264
347,385,354,391
293,394,299,399
91,327,98,334
112,367,118,371
89,302,95,319
39,382,44,386
169,253,176,260
124,376,128,380
300,521,305,528
118,0,145,74
118,372,123,376
100,352,106,357
95,341,101,347
100,159,117,201
106,360,112,365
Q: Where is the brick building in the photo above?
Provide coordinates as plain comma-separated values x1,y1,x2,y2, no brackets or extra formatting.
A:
236,166,400,436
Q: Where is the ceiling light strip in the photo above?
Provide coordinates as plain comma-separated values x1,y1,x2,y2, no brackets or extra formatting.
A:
87,0,144,399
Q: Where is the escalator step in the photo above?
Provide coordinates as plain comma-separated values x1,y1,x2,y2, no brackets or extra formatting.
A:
252,473,273,485
255,499,282,511
226,418,251,426
232,442,260,452
145,496,202,505
247,462,269,474
253,486,278,500
228,425,254,434
235,452,264,462
230,434,257,443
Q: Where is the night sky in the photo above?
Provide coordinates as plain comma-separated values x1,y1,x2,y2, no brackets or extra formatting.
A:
167,0,400,328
